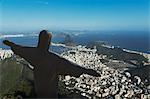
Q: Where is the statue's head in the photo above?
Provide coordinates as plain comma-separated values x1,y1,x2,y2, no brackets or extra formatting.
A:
38,30,52,51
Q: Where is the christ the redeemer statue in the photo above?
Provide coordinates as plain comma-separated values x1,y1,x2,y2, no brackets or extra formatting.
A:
3,30,100,98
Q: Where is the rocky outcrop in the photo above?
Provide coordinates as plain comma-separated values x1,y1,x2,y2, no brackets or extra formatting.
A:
0,48,13,60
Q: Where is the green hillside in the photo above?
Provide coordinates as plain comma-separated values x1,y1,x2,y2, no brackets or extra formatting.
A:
0,57,23,97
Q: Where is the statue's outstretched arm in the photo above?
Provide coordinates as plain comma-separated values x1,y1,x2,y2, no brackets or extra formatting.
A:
58,57,100,77
3,40,30,58
3,40,38,67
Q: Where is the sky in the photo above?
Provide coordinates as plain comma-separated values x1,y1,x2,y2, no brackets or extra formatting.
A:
0,0,149,31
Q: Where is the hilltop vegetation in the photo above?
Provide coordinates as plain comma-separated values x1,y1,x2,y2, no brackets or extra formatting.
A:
0,57,23,97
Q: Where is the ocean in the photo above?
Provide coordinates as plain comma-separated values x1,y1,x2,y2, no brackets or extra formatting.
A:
0,31,149,54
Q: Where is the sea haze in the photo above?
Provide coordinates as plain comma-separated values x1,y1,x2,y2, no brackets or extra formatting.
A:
0,31,149,53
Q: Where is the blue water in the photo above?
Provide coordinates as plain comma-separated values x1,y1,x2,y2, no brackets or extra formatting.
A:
73,31,150,53
0,31,149,53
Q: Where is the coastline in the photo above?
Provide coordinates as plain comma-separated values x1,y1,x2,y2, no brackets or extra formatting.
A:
0,43,150,63
100,44,150,63
123,49,150,63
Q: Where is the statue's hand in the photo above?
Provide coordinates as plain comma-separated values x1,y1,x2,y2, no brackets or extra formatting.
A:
3,40,16,47
3,40,23,55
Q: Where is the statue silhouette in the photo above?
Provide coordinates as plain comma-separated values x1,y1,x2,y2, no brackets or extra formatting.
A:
3,30,100,98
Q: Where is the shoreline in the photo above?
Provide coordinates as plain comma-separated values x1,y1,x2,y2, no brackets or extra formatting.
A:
123,49,150,63
101,44,150,54
0,43,150,62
